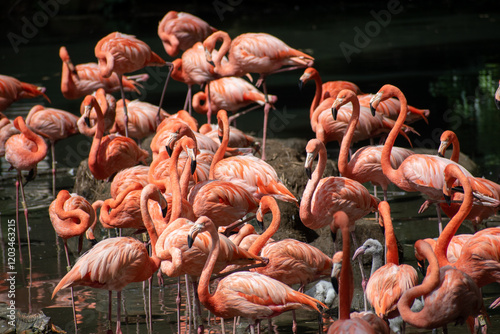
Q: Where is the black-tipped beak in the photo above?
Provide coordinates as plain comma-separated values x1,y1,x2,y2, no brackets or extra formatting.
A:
166,145,173,156
438,152,444,157
305,167,312,179
188,235,194,248
451,186,464,193
330,230,337,243
90,238,98,246
85,116,91,128
417,260,426,276
298,80,303,91
444,193,451,206
331,277,339,294
218,135,223,143
256,217,264,231
208,60,215,67
370,104,377,116
162,204,169,218
191,160,197,175
331,107,338,120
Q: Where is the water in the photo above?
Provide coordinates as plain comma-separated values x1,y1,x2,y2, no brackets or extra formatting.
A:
1,2,500,333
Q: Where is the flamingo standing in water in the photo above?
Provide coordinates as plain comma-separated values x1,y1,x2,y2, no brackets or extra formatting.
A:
59,46,147,100
397,239,483,331
49,190,95,333
203,30,314,160
188,216,327,334
353,201,418,322
5,116,48,308
52,185,166,334
331,89,414,201
157,11,216,57
79,94,148,180
0,74,50,111
326,211,389,334
369,84,475,234
26,105,79,197
94,32,165,137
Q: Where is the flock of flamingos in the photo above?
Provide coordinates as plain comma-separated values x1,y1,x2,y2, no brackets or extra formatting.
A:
2,9,500,334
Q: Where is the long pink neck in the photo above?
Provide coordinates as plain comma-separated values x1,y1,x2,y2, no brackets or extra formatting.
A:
197,219,220,310
60,49,77,98
380,87,408,185
85,96,106,179
209,110,229,179
169,140,185,222
140,185,161,254
379,201,399,265
300,143,326,226
248,199,280,255
337,213,353,320
210,31,238,77
450,135,460,163
309,70,323,118
398,240,440,327
337,95,359,179
434,166,472,267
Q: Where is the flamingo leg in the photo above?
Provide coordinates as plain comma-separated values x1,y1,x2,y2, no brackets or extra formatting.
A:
186,274,193,333
260,79,271,161
436,204,443,235
51,141,56,198
63,240,78,334
19,171,32,313
15,175,23,265
292,310,297,333
184,85,193,115
108,291,113,332
148,276,153,332
206,82,212,125
176,276,182,334
118,75,129,138
116,290,122,334
156,63,173,127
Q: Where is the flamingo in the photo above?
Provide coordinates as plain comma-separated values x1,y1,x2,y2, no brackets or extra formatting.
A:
188,216,327,334
0,112,19,156
52,185,166,334
354,201,418,321
199,122,258,149
192,76,278,124
110,165,149,199
79,94,148,180
369,84,476,234
49,190,95,332
326,211,389,334
157,11,216,57
495,80,500,109
111,99,169,141
78,88,116,136
397,239,483,331
94,31,165,137
26,105,79,197
332,89,415,201
5,116,48,305
247,196,339,333
0,74,50,111
203,30,314,160
59,46,147,100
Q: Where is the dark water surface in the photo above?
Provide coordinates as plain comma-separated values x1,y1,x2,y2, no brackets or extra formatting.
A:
1,1,500,333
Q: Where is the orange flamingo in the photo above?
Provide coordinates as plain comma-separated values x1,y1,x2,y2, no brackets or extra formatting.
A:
59,46,147,100
26,105,79,197
0,74,50,111
49,190,95,333
0,112,19,156
203,30,314,160
354,201,418,320
369,84,475,234
332,89,414,201
397,239,482,331
111,99,168,141
495,80,500,109
209,109,298,204
157,11,216,57
188,216,327,334
5,116,48,300
78,88,116,136
192,76,278,124
52,185,165,334
94,32,165,137
110,165,149,199
199,122,258,149
247,196,338,333
80,94,148,180
326,211,388,334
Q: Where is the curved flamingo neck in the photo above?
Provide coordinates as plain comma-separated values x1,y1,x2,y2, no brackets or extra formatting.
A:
197,219,220,308
52,191,92,237
300,142,326,225
179,158,192,200
380,86,408,184
309,70,323,118
192,92,208,114
434,166,472,267
336,212,353,320
59,47,77,97
13,116,48,164
248,199,280,255
379,202,399,265
338,94,360,179
169,139,185,222
209,110,229,179
140,185,161,255
84,96,106,179
398,240,440,327
207,31,237,77
448,134,460,163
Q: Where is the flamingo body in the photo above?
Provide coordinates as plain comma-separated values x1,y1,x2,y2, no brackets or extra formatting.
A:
0,74,49,111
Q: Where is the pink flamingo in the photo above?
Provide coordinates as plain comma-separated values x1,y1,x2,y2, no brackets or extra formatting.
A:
0,112,20,156
94,32,165,137
188,216,327,334
203,30,314,160
0,74,50,111
59,46,147,100
78,88,116,136
110,165,149,199
332,89,415,201
157,11,216,57
79,94,148,180
199,122,258,149
26,105,79,197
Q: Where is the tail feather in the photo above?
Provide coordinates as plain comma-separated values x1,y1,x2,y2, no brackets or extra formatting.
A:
147,51,166,67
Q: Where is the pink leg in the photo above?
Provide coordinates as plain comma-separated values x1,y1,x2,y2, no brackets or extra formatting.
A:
261,103,270,161
184,85,193,115
351,231,368,311
116,290,122,334
63,240,78,334
51,141,56,198
206,82,212,125
15,176,23,265
292,310,297,333
19,171,32,313
156,64,173,127
176,277,181,334
118,76,129,138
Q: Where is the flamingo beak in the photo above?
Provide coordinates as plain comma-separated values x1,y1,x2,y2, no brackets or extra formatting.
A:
188,222,203,248
352,246,366,261
369,92,382,116
256,208,264,231
304,152,314,179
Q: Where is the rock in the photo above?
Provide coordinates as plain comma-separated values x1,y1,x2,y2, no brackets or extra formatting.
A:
72,159,111,203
